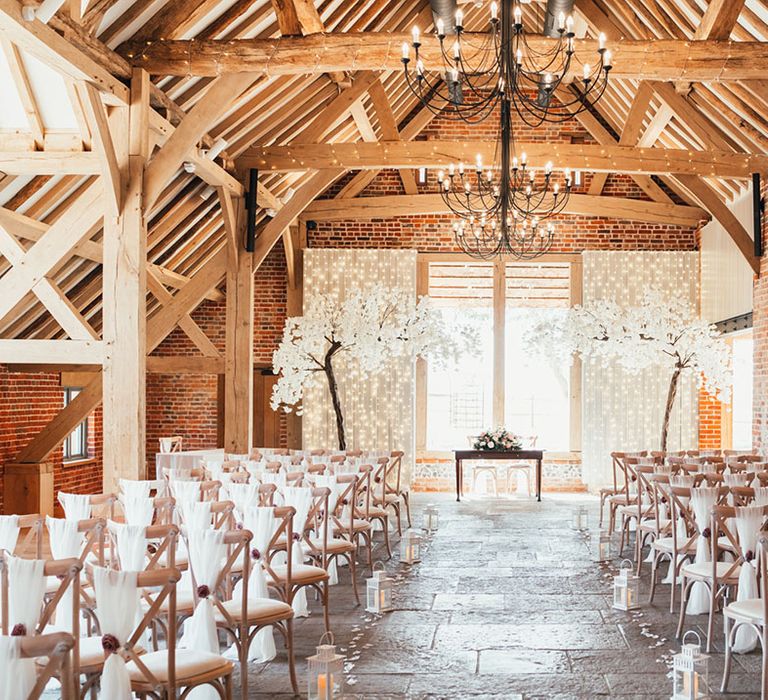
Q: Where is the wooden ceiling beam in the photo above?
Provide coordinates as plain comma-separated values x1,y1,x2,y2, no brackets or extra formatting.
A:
240,140,765,178
693,0,747,40
124,34,768,81
302,192,708,227
0,152,101,175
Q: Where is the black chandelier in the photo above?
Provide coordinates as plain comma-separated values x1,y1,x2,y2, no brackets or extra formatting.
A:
436,96,571,260
401,1,612,125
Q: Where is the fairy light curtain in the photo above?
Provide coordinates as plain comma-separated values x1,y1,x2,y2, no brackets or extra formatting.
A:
302,249,417,482
581,251,699,489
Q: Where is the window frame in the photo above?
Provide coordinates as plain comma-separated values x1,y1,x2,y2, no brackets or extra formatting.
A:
62,387,89,462
416,251,582,457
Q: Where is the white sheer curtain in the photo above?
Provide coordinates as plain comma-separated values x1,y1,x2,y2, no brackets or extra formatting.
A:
581,252,699,489
92,567,139,700
302,249,417,484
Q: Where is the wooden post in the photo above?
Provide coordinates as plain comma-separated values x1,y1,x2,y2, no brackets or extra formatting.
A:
285,224,303,448
101,68,149,490
224,201,254,453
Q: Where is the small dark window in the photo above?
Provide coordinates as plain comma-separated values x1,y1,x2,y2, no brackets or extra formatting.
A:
63,388,88,461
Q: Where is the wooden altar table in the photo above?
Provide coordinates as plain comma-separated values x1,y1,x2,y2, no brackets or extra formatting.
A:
454,450,544,502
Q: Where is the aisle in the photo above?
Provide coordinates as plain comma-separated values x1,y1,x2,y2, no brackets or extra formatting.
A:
247,495,763,699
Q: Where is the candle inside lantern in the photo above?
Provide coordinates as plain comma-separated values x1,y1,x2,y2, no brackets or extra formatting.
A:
317,672,333,699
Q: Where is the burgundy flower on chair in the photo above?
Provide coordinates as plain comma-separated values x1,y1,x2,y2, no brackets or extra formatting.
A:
197,584,211,599
101,634,120,654
746,550,755,562
251,548,261,560
292,533,301,542
10,623,26,636
702,527,711,539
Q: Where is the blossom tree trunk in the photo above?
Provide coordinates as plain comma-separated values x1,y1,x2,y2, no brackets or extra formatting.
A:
323,341,346,450
661,365,682,453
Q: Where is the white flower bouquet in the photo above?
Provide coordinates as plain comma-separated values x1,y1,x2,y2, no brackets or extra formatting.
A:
473,427,522,451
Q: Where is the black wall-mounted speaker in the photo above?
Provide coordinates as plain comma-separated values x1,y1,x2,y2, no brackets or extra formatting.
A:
754,172,764,258
245,168,258,252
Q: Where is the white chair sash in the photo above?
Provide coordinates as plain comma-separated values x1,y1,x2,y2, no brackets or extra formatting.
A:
46,517,83,634
0,516,20,555
93,567,139,700
181,529,227,700
732,506,765,653
283,487,314,617
119,495,155,527
0,636,36,700
753,487,768,507
119,479,160,499
669,475,696,488
180,501,212,531
243,461,267,481
108,521,147,572
228,482,261,522
314,476,341,585
687,487,720,614
58,492,91,521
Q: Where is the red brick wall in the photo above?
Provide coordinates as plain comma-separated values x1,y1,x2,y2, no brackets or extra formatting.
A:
699,387,723,449
0,366,103,513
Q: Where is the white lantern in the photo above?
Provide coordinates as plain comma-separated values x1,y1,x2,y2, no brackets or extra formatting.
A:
307,632,344,699
366,562,393,613
400,528,422,564
423,503,439,532
612,559,641,611
593,531,612,562
672,631,710,700
571,505,588,530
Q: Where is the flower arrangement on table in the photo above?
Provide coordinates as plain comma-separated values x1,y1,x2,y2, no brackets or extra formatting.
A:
473,428,522,451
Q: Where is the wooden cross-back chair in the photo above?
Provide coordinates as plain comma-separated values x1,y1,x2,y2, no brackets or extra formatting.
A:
603,451,644,531
648,481,700,613
21,632,77,700
324,474,363,603
105,522,179,572
0,553,83,694
216,512,299,699
632,465,668,572
676,490,741,652
357,461,392,558
720,534,768,698
1,513,44,558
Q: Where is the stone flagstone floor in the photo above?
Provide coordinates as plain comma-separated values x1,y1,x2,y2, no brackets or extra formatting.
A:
244,493,764,698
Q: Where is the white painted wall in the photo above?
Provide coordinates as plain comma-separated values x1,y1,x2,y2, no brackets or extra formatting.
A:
700,189,754,322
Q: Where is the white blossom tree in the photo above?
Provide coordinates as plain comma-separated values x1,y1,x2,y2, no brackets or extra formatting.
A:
523,289,731,452
271,285,464,450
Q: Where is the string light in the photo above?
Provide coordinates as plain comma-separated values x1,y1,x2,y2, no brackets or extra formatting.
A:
302,249,417,482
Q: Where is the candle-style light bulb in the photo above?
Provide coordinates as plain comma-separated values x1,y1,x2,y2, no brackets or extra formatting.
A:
512,156,519,169
475,153,482,170
521,151,527,165
566,15,574,33
598,32,606,50
513,5,522,24
453,41,460,59
604,50,613,67
558,11,565,30
412,26,420,44
417,59,425,76
402,42,409,60
545,161,553,174
437,170,444,182
455,8,463,27
458,161,465,174
448,162,455,176
516,48,523,65
583,63,591,80
436,17,444,36
490,2,498,20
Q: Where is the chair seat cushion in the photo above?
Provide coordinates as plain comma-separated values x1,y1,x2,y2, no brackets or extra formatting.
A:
308,537,356,553
334,519,372,533
271,563,329,584
213,597,293,625
141,587,196,613
725,598,765,622
682,561,740,580
651,537,696,553
126,649,232,684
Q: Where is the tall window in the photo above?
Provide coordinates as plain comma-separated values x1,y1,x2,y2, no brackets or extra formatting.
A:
63,388,88,461
730,332,753,450
426,262,494,450
422,256,578,453
504,262,571,450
